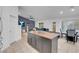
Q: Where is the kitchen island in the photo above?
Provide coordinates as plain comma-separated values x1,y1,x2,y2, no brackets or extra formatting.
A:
28,31,59,53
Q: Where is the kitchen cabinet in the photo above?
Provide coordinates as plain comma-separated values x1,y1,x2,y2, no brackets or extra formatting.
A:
28,31,59,53
36,36,43,52
42,38,51,53
31,34,36,48
28,33,32,45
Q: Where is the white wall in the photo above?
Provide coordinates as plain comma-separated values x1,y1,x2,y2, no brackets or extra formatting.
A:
35,17,79,33
35,19,61,32
35,20,51,31
0,6,21,51
19,7,79,33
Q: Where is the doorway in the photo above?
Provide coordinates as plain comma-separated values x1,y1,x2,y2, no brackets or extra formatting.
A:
52,22,56,32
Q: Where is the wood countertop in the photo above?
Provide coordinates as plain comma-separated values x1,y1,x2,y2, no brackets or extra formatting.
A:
29,31,59,40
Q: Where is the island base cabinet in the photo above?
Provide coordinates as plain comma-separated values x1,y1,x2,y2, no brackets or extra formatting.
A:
28,34,32,45
51,37,58,53
28,33,59,53
36,37,51,53
28,33,36,48
36,36,43,52
42,38,51,53
31,35,36,48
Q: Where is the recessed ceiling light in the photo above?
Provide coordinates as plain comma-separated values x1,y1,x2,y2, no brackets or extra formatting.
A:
71,8,75,12
60,11,63,15
70,6,75,12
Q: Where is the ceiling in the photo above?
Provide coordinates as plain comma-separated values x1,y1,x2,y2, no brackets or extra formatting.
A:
18,6,79,20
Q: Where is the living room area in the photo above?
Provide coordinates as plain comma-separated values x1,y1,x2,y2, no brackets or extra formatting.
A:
18,6,79,53
0,6,79,53
1,0,79,59
58,18,79,53
19,6,79,52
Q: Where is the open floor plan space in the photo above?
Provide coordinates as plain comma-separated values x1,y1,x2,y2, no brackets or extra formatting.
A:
0,6,79,53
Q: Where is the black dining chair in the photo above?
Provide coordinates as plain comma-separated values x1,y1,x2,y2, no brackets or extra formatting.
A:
66,29,78,44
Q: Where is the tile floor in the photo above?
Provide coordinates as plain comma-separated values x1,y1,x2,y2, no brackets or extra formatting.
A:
58,37,79,53
2,32,79,53
3,32,38,53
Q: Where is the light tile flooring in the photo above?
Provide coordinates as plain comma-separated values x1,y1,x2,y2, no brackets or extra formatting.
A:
2,32,79,53
58,37,79,53
3,32,38,53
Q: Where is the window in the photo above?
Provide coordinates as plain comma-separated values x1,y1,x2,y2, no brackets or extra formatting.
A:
74,21,79,30
61,20,79,33
39,22,44,28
